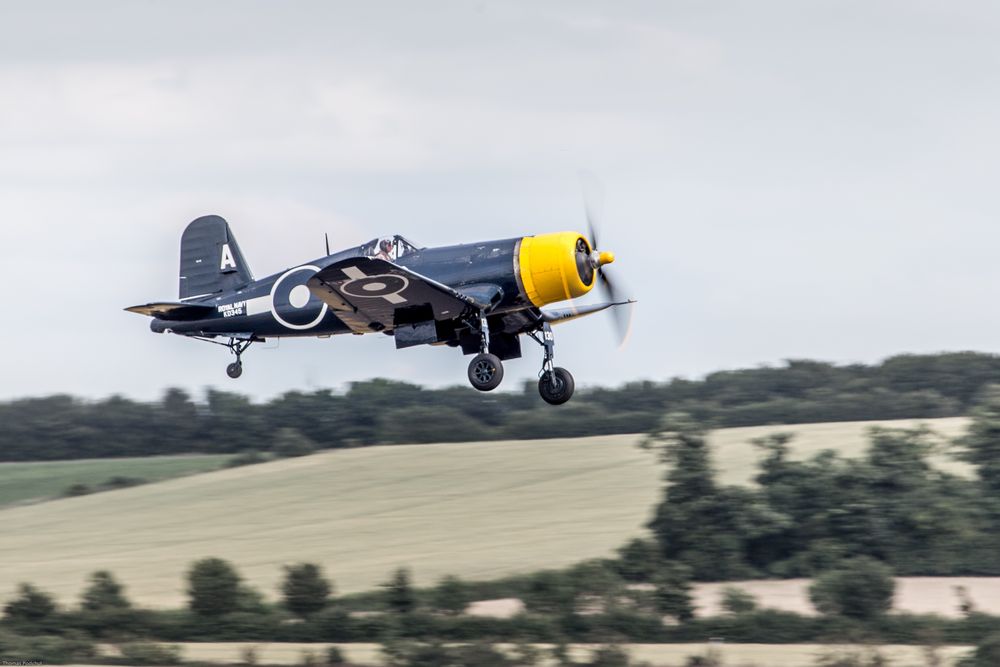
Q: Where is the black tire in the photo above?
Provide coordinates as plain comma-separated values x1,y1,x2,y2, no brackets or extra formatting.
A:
539,367,575,405
468,353,504,391
226,362,243,379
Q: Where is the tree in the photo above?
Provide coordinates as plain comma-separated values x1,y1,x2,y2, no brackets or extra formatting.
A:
81,570,130,611
809,557,895,620
644,413,769,579
959,385,1000,492
187,558,242,616
3,583,57,623
430,575,468,615
382,567,416,614
651,562,694,621
720,586,757,614
281,563,333,617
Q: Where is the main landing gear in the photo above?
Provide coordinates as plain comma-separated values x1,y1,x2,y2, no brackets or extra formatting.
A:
464,315,576,405
467,311,504,392
529,322,575,405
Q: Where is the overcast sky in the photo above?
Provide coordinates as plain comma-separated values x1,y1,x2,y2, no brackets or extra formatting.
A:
1,1,998,402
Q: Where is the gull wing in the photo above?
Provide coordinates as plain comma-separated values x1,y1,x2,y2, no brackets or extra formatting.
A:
306,257,479,333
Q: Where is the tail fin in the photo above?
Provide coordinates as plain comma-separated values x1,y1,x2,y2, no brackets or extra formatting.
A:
179,215,254,300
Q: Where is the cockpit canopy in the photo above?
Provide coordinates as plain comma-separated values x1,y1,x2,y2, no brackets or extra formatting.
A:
358,235,420,261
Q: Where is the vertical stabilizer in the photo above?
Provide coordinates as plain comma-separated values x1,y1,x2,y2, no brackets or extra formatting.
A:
179,215,254,300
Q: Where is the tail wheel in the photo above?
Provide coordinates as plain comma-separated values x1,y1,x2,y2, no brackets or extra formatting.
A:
468,353,504,391
539,367,574,405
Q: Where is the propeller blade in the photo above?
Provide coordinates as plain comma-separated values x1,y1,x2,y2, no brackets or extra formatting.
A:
580,170,604,250
598,270,635,347
579,170,634,346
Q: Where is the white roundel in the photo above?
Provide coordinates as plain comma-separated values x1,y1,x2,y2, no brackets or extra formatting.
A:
270,265,328,330
289,284,311,308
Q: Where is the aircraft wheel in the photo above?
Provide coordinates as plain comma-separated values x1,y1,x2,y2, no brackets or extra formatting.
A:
539,367,575,405
226,362,243,379
468,353,504,391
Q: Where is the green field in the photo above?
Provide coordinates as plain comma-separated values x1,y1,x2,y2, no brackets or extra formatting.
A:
0,454,233,507
0,417,971,608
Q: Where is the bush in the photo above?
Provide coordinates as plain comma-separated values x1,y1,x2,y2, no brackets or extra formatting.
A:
118,642,183,665
586,644,632,667
239,644,260,665
273,427,318,457
0,630,96,664
187,557,242,617
809,557,895,621
815,648,890,667
651,562,694,621
431,575,469,615
3,583,57,624
720,586,757,614
226,450,269,467
326,645,347,665
63,483,91,497
101,475,146,489
522,571,576,615
614,538,663,582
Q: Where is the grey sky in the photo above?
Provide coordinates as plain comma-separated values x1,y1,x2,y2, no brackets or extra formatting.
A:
1,1,998,401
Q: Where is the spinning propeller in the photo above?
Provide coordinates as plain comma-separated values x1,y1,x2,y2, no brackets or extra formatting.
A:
578,172,635,347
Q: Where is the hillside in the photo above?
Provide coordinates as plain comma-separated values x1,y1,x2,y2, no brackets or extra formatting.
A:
0,417,970,607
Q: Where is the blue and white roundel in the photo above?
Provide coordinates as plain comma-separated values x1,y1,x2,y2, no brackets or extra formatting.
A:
270,265,328,330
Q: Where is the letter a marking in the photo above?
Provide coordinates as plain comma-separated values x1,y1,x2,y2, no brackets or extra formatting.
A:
220,243,237,271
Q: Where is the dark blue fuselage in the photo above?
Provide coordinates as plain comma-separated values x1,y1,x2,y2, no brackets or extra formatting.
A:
152,238,528,339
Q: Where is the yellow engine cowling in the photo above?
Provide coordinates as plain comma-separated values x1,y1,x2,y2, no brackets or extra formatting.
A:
518,231,614,307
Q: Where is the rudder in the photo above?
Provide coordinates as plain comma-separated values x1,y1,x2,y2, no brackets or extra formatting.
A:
179,215,254,300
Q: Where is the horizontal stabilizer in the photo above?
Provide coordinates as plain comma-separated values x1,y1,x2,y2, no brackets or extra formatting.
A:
541,299,635,325
124,302,216,321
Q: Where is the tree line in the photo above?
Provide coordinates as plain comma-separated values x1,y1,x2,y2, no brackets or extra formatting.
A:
5,351,1000,461
4,554,1000,665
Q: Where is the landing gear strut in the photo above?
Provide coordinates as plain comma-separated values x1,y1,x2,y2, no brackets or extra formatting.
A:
529,322,575,405
467,311,504,392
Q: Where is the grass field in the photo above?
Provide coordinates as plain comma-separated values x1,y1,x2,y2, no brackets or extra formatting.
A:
154,642,977,666
0,417,973,609
0,454,233,507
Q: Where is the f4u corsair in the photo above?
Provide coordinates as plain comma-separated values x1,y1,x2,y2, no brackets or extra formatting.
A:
127,215,633,404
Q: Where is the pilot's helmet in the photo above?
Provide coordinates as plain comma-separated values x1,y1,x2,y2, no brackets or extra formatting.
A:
379,237,395,254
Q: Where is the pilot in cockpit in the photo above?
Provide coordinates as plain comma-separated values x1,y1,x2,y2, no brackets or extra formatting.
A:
374,236,396,261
